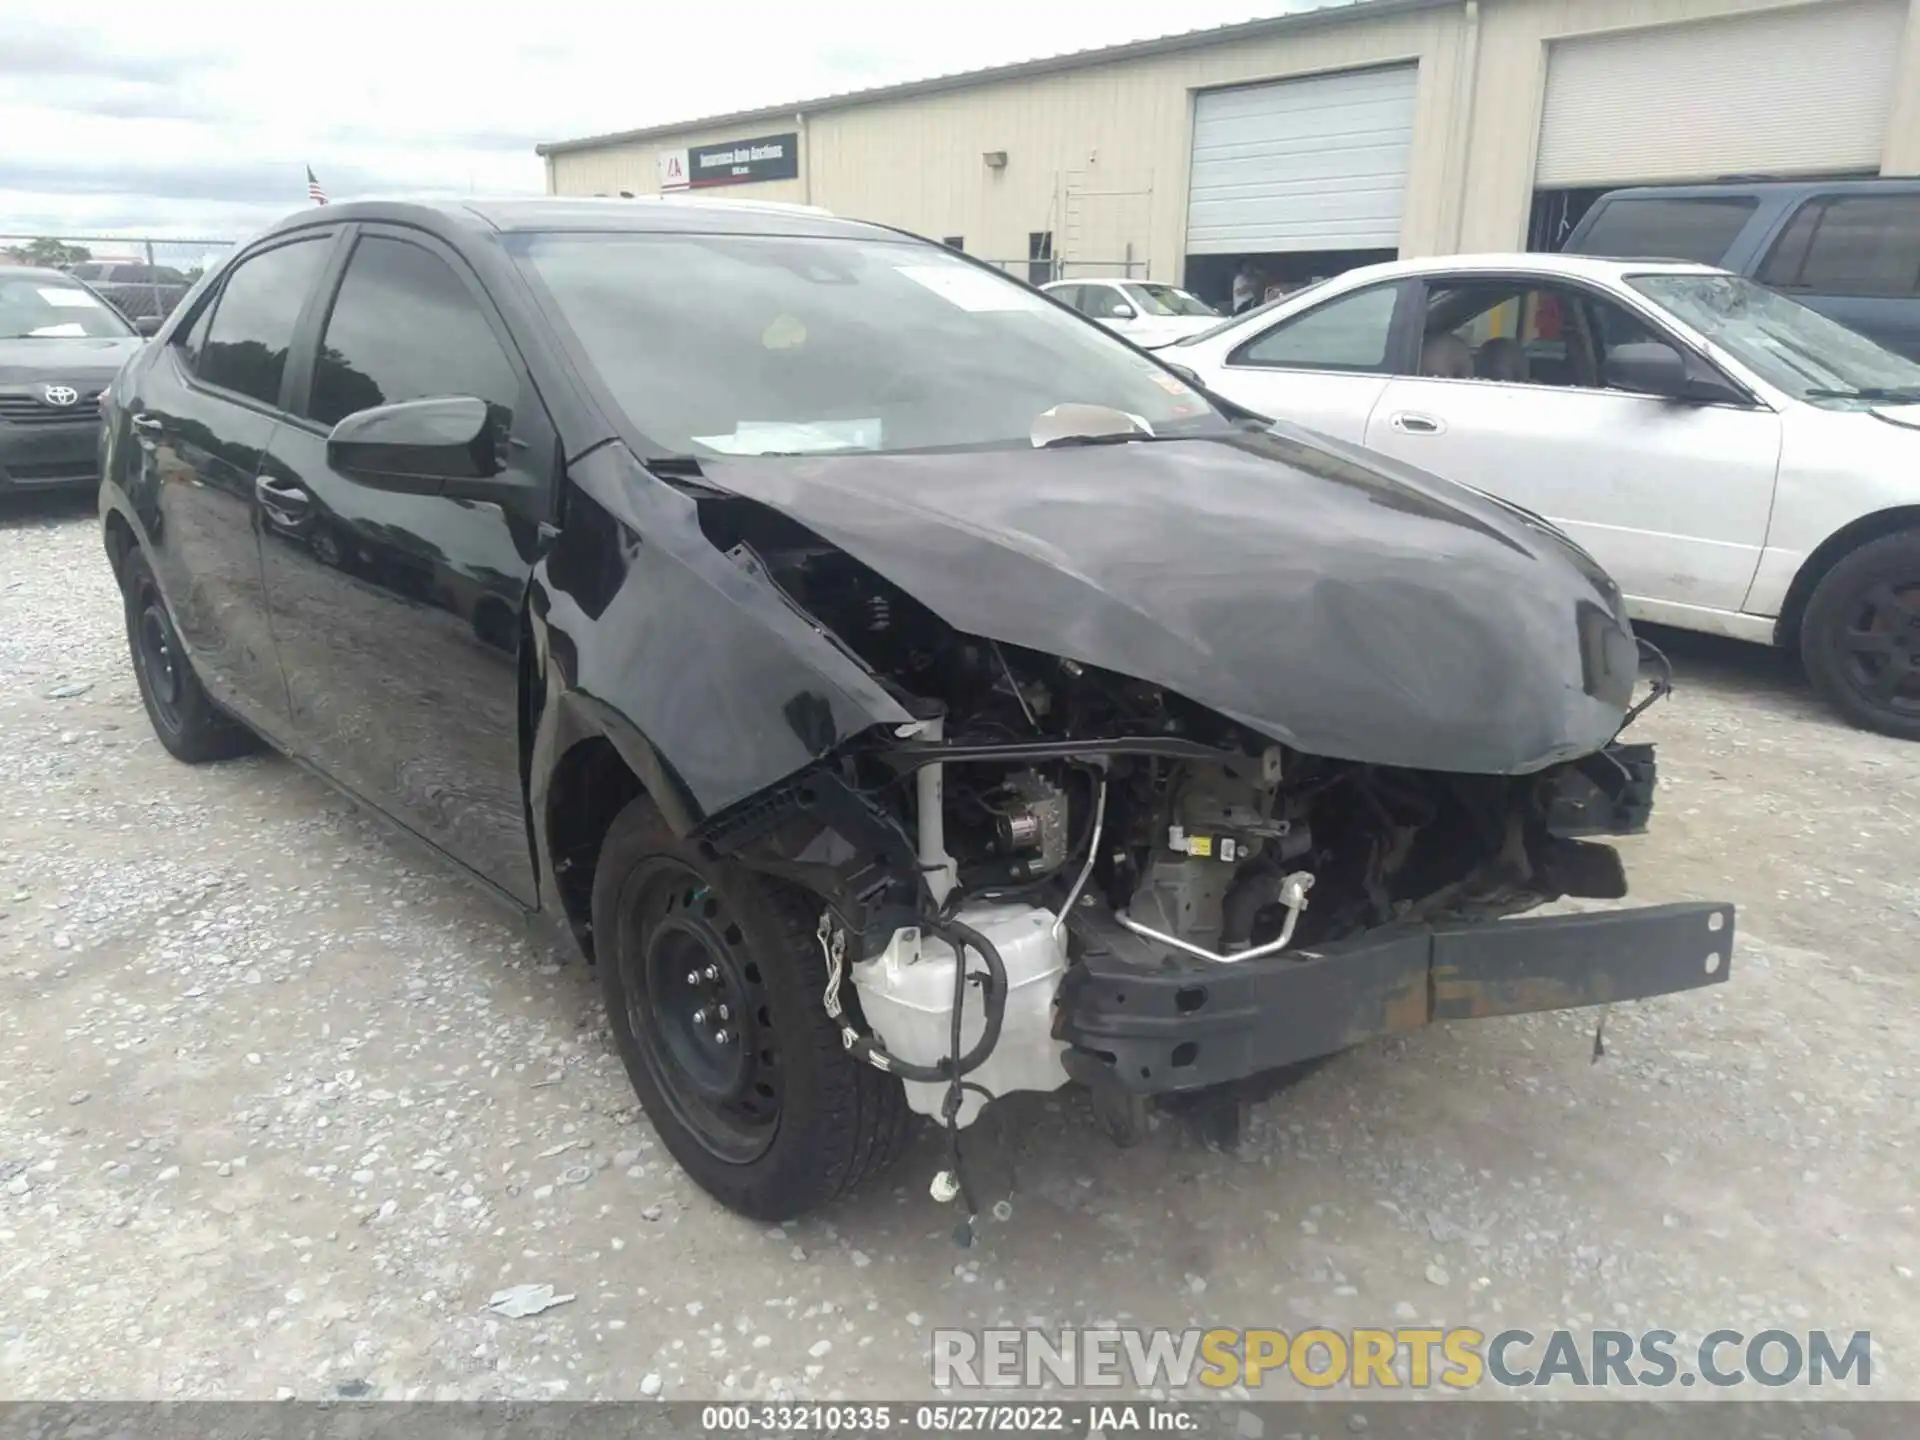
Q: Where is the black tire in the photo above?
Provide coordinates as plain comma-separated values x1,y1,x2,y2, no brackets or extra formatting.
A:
119,546,261,763
592,796,912,1221
1800,529,1920,741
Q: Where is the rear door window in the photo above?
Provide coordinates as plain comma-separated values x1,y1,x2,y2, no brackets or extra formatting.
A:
1757,194,1920,298
1568,197,1759,264
1230,284,1401,372
195,237,331,407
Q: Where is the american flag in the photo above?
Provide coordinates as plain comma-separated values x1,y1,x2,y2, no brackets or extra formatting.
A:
306,167,328,206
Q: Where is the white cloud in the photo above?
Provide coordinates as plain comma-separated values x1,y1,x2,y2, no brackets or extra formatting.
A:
0,0,1319,241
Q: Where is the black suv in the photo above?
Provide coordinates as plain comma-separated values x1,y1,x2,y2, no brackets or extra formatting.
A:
99,198,1733,1222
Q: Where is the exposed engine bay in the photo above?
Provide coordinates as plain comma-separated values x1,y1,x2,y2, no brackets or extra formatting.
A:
697,498,1669,1177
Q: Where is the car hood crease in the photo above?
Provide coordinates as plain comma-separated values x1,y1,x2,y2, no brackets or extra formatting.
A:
696,425,1642,775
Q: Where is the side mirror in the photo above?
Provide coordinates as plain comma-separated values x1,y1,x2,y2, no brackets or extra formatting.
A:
133,315,162,337
1604,341,1744,405
327,396,513,501
1109,303,1137,320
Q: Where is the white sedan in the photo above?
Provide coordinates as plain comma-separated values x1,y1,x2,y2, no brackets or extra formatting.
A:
1166,253,1920,740
1041,278,1220,347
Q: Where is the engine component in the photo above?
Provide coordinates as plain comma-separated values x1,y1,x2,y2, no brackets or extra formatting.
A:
1117,871,1315,965
850,901,1071,1127
915,710,958,906
1128,853,1238,954
992,771,1069,870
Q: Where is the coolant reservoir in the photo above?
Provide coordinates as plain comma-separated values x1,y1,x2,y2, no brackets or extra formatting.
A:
849,902,1071,1126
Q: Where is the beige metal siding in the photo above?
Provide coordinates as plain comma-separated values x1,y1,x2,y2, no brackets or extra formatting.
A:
545,0,1920,269
551,7,1461,281
1535,0,1906,185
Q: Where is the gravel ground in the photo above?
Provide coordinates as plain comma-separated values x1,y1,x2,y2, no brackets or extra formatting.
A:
2,490,1917,1404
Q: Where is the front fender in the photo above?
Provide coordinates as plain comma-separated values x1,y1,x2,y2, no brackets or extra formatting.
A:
525,443,913,912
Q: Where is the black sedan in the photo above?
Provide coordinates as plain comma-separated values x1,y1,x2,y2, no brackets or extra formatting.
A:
96,197,1732,1223
0,268,143,494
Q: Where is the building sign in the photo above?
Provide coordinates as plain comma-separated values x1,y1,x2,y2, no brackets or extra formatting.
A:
658,132,800,191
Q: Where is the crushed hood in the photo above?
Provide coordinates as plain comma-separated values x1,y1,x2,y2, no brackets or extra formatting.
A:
697,424,1643,775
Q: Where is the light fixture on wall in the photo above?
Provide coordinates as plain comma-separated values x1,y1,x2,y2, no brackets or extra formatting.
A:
982,150,1008,170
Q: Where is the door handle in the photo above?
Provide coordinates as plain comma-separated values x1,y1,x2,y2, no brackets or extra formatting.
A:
129,413,163,436
1388,411,1444,435
254,475,313,525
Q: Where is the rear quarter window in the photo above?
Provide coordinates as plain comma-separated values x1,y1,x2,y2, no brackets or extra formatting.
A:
1568,196,1759,264
1757,194,1920,298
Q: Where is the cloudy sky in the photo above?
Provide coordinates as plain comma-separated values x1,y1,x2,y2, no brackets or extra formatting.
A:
0,0,1326,253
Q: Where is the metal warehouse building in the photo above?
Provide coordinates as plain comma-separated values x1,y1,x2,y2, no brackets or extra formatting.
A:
537,0,1920,307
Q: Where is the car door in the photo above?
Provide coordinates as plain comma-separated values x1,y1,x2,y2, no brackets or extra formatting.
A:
257,225,551,904
1192,279,1415,443
1361,274,1783,617
124,229,337,737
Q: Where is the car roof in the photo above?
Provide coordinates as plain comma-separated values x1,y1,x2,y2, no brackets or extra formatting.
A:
1309,252,1729,288
254,195,893,245
1592,177,1920,201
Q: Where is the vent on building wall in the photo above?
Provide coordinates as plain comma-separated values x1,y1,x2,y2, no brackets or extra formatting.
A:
983,151,1008,170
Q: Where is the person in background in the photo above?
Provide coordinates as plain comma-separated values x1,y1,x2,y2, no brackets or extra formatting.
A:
1232,259,1266,315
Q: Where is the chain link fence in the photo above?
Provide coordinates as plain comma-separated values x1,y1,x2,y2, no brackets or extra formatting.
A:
0,234,237,327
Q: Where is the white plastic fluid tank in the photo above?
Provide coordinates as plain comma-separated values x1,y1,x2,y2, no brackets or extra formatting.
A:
849,901,1071,1126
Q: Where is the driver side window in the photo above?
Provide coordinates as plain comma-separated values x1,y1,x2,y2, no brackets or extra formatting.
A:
1414,279,1687,394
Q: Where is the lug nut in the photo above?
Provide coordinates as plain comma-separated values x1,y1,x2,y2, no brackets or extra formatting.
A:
702,965,719,982
685,969,700,986
713,1029,733,1045
691,1007,707,1026
716,1003,731,1021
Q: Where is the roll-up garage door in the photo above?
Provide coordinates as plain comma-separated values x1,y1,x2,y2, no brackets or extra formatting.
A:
1536,1,1905,188
1185,64,1418,255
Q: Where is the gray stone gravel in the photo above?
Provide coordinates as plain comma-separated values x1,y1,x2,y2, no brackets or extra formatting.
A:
1,491,1917,1402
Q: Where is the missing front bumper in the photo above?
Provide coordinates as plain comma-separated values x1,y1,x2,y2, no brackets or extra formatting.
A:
1057,900,1734,1095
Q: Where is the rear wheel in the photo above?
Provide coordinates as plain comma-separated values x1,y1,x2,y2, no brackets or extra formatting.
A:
592,796,911,1220
119,547,260,763
1801,530,1920,741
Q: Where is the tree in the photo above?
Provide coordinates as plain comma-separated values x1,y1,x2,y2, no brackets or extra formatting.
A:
3,237,92,268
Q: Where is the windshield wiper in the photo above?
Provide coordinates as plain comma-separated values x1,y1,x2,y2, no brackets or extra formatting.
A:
1803,385,1920,402
1040,431,1172,449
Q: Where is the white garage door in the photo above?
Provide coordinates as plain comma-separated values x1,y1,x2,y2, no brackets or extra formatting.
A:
1185,65,1418,255
1536,1,1906,188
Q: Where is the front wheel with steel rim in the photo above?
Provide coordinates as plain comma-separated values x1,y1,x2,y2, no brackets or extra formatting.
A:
1802,528,1920,742
592,795,911,1221
119,546,260,763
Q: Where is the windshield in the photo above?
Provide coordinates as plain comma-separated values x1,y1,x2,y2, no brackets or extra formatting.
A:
0,276,134,339
1629,273,1920,408
520,233,1226,456
1124,283,1216,318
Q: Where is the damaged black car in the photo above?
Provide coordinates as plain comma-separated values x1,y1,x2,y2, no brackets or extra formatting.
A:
98,198,1735,1224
